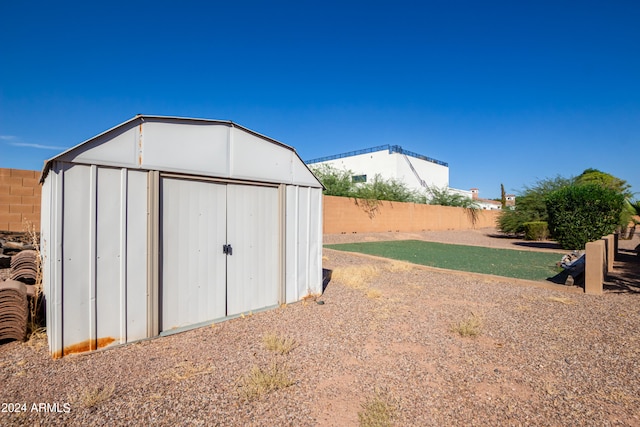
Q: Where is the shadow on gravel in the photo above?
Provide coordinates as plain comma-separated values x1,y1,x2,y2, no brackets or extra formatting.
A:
604,250,640,294
513,241,563,250
486,233,518,239
322,268,332,293
546,269,584,288
486,233,564,251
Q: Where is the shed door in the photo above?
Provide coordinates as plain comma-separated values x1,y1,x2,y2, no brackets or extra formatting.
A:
160,178,227,331
160,178,279,332
226,184,279,315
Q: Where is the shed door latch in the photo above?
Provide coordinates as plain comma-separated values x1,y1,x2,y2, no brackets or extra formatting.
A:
222,244,233,256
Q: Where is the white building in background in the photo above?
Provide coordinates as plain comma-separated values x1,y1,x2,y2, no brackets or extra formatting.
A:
305,145,452,195
306,145,508,208
448,187,474,199
470,188,516,210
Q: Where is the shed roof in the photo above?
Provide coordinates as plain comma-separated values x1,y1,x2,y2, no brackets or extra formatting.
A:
40,115,322,188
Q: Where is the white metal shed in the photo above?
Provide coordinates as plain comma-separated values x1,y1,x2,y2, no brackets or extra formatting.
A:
40,115,323,358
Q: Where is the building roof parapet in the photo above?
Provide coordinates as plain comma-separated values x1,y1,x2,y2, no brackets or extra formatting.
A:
305,144,448,167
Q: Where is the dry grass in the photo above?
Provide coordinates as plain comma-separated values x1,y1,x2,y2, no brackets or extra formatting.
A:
263,333,298,355
26,327,47,349
23,220,44,338
546,296,575,305
543,381,557,396
238,362,294,400
79,384,115,408
366,288,383,299
385,260,413,272
166,362,213,381
332,264,380,290
358,389,397,427
451,313,483,338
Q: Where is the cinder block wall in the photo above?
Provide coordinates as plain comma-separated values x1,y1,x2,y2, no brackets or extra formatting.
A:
0,168,42,232
323,195,501,234
1,169,503,235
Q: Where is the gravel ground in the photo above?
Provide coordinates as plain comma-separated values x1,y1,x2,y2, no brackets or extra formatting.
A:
1,228,639,426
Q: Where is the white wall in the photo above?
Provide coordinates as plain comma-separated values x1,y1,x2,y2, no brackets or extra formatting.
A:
448,188,473,199
311,148,449,194
476,200,502,210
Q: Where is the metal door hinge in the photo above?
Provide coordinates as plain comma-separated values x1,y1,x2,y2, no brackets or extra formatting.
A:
222,244,233,255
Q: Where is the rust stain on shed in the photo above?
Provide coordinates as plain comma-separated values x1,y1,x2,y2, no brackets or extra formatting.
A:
53,337,116,359
138,122,143,166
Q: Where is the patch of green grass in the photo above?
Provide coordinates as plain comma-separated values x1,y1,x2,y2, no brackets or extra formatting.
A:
325,240,563,282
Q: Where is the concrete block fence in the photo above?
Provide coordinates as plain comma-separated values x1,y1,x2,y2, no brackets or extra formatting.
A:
2,170,501,235
0,168,41,232
323,195,501,234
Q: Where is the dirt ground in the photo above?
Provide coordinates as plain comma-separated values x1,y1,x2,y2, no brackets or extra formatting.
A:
0,228,639,426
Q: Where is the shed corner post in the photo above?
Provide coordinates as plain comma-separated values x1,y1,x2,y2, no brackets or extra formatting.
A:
147,170,160,337
50,164,64,358
278,183,287,305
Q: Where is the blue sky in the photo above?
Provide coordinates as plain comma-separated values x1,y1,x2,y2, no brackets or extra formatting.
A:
1,1,638,199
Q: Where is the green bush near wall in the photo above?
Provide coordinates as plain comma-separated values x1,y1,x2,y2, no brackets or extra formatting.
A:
523,221,548,241
546,184,624,250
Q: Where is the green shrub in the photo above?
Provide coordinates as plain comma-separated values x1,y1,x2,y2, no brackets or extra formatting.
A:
354,174,421,203
497,175,573,235
498,208,535,234
523,221,548,241
310,164,354,197
546,184,624,249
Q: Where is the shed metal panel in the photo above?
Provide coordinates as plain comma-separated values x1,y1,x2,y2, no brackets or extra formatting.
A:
307,187,323,296
285,186,323,303
142,121,230,176
230,127,295,184
95,167,125,344
296,187,311,298
292,157,324,187
125,170,149,341
56,122,140,169
61,164,93,352
285,186,299,303
40,168,58,354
